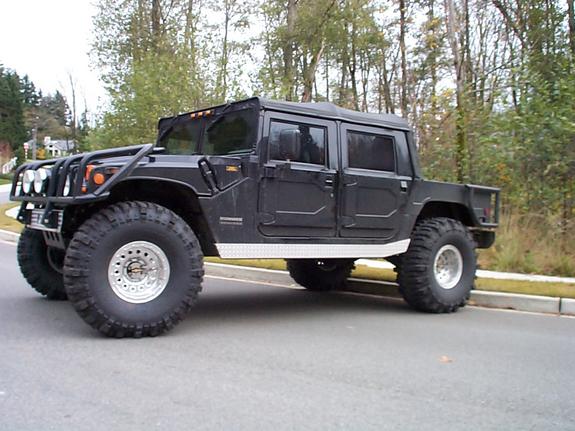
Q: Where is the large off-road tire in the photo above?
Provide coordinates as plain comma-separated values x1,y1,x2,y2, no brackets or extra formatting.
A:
397,218,476,313
286,259,355,291
63,201,204,338
386,254,403,272
17,228,67,300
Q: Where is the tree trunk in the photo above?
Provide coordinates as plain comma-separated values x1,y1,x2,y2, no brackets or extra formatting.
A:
68,73,77,145
151,0,162,50
568,0,575,56
380,44,393,113
283,0,298,101
491,0,525,49
324,52,330,101
349,21,359,110
399,0,408,116
218,0,231,101
445,0,468,182
429,0,438,115
302,42,325,102
184,0,196,57
338,26,349,107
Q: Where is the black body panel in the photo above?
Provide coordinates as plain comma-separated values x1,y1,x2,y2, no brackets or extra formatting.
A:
10,96,499,256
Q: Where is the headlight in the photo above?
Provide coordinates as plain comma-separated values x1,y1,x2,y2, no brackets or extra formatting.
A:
63,175,72,196
15,173,23,196
22,170,35,194
33,168,50,193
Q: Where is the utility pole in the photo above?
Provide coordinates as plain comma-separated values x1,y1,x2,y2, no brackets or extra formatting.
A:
32,117,38,160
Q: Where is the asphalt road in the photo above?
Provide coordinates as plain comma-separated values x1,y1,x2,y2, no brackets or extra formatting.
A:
0,240,574,431
0,184,11,204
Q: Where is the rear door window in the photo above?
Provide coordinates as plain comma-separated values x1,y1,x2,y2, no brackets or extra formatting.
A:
347,131,396,172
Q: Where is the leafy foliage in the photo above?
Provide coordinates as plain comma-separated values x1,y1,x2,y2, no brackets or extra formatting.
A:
86,0,574,271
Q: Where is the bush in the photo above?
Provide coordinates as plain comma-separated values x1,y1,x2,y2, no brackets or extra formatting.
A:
479,213,575,277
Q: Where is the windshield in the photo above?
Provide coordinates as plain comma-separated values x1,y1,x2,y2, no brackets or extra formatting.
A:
160,117,204,155
159,107,257,156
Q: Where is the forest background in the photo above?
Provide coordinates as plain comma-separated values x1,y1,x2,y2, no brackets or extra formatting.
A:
1,0,574,276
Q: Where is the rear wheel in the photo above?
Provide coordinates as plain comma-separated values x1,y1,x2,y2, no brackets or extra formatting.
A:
64,201,204,338
286,259,355,291
397,218,476,313
17,228,67,300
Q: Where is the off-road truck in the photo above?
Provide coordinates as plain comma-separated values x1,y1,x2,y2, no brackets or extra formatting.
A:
10,97,499,337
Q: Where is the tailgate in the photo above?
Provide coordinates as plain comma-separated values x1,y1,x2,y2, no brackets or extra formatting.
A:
465,184,500,228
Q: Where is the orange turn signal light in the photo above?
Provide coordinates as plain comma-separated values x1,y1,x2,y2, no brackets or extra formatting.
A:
190,109,213,120
85,164,95,181
93,172,106,185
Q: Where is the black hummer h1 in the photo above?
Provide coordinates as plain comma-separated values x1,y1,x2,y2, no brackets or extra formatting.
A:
10,97,499,338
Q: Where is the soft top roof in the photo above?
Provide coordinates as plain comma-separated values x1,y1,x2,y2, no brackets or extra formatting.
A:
159,97,409,132
257,97,409,131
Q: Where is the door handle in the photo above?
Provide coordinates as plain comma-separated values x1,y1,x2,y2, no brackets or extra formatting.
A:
325,178,334,187
400,180,408,192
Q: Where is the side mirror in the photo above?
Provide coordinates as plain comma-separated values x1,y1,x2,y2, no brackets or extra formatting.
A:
278,129,301,161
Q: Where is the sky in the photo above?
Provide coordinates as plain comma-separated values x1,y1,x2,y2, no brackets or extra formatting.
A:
0,0,107,117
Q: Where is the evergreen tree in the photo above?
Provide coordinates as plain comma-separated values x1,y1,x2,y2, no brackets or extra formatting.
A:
20,74,40,107
0,66,27,149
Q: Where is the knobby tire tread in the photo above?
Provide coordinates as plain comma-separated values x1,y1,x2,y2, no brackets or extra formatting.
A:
397,217,476,313
63,201,203,338
17,228,67,300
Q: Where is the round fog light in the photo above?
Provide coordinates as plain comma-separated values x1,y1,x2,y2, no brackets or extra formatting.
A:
63,175,72,196
33,168,49,193
22,170,35,194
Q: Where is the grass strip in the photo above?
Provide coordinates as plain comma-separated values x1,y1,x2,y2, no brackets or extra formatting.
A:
0,203,23,234
205,257,575,299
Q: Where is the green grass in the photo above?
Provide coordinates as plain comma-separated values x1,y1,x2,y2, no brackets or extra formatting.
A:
205,257,575,299
0,203,23,234
0,173,14,185
475,277,575,299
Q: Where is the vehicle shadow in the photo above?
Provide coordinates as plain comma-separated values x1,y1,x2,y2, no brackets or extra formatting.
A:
7,282,413,339
181,283,412,331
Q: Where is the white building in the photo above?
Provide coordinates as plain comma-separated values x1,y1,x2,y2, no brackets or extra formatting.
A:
43,136,76,157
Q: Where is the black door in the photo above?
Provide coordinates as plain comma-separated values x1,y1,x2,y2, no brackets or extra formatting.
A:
258,113,338,237
339,124,411,240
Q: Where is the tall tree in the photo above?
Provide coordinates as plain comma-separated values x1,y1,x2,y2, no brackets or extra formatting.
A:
0,67,27,149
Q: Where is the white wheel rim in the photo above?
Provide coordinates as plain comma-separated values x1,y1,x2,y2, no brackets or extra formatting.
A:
433,244,463,290
107,241,170,304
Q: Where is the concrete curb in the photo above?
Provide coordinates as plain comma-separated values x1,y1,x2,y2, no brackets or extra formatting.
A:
0,228,572,316
559,298,575,316
468,290,561,314
205,263,572,316
0,229,19,243
358,257,575,284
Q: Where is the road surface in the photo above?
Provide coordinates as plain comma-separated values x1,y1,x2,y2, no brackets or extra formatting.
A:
0,184,11,204
0,240,573,430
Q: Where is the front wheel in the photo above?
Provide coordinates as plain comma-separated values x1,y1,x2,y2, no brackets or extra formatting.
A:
286,259,355,291
63,202,204,338
397,218,476,313
17,228,67,300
